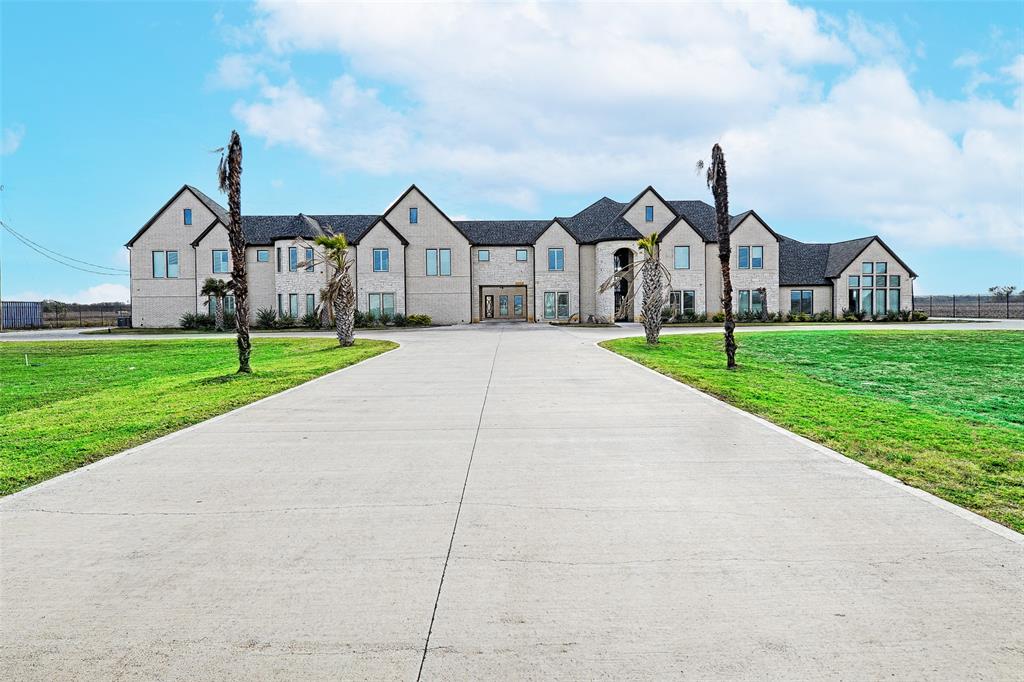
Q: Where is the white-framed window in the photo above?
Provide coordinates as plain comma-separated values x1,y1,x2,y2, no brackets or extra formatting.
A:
368,292,396,317
373,248,389,272
257,249,270,262
409,207,418,224
425,248,452,276
289,293,299,317
288,247,298,272
183,208,192,225
674,245,689,269
305,247,314,272
478,249,490,262
516,249,528,262
212,249,229,274
644,205,654,222
548,247,564,271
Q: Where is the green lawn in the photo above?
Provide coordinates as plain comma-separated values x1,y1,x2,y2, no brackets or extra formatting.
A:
0,338,396,495
602,330,1024,532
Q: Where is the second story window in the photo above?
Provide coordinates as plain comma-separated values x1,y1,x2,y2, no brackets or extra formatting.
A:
645,206,654,222
674,245,689,269
166,251,179,278
409,207,418,224
478,250,490,262
751,246,763,269
152,250,178,278
257,249,270,262
516,249,528,262
373,248,389,272
548,247,564,271
212,249,229,273
288,247,298,272
305,247,314,272
425,248,451,276
183,208,192,225
738,246,749,269
276,247,282,273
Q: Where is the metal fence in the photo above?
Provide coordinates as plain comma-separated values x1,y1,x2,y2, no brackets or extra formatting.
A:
2,301,43,329
913,294,1024,319
39,303,132,328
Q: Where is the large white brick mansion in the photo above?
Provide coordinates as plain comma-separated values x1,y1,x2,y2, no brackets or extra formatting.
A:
127,184,916,326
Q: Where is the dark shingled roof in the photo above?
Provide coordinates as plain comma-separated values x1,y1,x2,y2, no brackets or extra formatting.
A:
778,236,833,285
240,214,380,245
824,236,877,278
666,200,719,241
455,220,552,245
557,197,629,243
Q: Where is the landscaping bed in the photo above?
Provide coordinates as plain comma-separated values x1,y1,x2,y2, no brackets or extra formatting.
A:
602,330,1024,532
0,338,396,494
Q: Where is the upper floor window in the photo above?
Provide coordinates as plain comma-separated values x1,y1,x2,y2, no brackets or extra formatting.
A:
674,245,690,269
409,207,418,224
257,249,270,263
548,247,564,271
152,250,179,278
478,250,490,262
373,248,390,272
516,249,528,262
862,261,874,274
212,249,229,273
288,247,298,272
644,206,654,222
738,245,763,269
276,247,282,273
875,261,887,274
305,247,314,272
848,275,859,287
183,208,192,225
425,248,451,276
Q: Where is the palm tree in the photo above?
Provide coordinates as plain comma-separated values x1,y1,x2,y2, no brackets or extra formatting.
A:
697,143,737,368
200,277,231,331
599,232,671,345
307,234,356,346
217,130,251,373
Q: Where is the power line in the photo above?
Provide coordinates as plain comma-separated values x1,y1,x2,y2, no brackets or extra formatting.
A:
0,220,130,276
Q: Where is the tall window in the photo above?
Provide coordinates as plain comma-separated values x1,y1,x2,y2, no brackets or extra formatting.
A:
277,293,284,316
212,250,229,273
889,289,900,311
409,207,418,224
738,289,750,312
257,249,270,262
276,247,282,273
557,292,569,318
516,249,528,262
478,249,490,262
548,247,564,271
738,246,749,269
875,289,886,315
544,292,556,319
849,288,860,312
368,292,396,317
674,245,689,269
751,289,764,314
644,206,654,222
183,208,192,225
288,247,298,272
152,251,166,278
862,289,873,313
514,295,524,316
305,247,314,272
373,248,389,272
425,248,451,276
683,290,695,315
289,293,299,317
306,294,315,314
751,246,763,269
166,251,179,278
790,290,813,314
670,290,681,312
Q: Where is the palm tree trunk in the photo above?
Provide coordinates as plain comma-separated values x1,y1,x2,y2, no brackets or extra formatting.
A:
215,297,224,332
641,256,663,345
219,131,251,373
708,144,737,368
337,272,355,347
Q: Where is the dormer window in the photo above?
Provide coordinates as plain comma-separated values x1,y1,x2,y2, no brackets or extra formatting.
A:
645,206,654,222
183,208,192,225
409,207,418,224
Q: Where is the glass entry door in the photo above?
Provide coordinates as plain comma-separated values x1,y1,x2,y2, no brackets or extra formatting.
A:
484,295,494,318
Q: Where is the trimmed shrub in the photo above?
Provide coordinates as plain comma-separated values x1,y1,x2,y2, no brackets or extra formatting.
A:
710,311,726,323
300,311,321,329
275,314,297,329
255,307,277,329
407,314,432,326
392,313,408,327
911,310,928,321
813,311,833,322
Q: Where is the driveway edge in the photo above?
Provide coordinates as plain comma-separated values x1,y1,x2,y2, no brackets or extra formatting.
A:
594,341,1024,545
0,341,401,505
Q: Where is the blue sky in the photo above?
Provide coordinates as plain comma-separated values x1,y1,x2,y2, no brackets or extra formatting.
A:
1,1,1021,302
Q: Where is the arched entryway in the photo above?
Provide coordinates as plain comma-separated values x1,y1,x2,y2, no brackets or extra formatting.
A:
612,248,634,322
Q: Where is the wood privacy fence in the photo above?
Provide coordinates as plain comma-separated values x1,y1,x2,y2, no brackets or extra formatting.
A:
913,294,1024,319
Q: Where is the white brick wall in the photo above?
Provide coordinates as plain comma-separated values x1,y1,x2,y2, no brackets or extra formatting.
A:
471,246,534,321
356,223,406,315
534,223,579,321
273,238,329,318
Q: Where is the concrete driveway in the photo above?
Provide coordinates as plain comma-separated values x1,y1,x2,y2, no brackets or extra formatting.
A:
2,324,1022,680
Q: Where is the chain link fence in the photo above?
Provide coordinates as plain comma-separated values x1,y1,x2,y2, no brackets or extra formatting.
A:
913,294,1023,319
39,302,132,328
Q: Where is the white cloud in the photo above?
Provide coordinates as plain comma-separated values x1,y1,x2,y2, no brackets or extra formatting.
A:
2,125,25,155
9,282,130,304
220,1,1022,252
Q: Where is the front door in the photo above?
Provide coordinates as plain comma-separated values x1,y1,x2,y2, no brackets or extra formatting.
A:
484,295,494,319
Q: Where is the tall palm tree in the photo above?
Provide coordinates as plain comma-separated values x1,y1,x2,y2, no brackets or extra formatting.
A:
310,234,356,346
217,130,251,373
697,143,737,368
200,277,231,331
599,231,671,345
